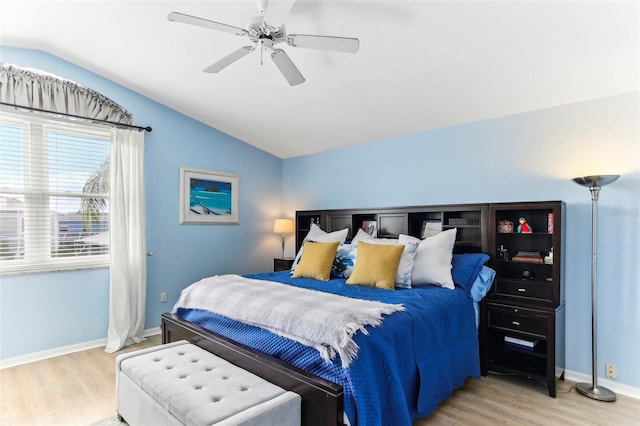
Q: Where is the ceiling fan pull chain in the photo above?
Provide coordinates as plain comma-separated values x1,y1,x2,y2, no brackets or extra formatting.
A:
260,39,264,65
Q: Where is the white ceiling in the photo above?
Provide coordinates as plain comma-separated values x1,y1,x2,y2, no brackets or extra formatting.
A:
1,1,638,159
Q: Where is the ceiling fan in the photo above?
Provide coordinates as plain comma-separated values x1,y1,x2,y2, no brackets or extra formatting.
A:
168,0,360,86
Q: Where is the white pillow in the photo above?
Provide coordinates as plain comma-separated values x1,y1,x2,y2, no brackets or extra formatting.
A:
350,228,375,245
406,228,457,289
351,228,398,246
353,231,418,288
290,223,349,273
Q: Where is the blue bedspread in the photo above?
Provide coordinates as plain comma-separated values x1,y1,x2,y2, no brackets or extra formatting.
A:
174,271,480,425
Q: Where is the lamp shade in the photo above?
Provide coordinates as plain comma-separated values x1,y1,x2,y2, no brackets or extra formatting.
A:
572,175,619,189
274,218,294,233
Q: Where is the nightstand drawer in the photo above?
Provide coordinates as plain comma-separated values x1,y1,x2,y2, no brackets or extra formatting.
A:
488,308,546,336
494,280,553,302
274,258,294,272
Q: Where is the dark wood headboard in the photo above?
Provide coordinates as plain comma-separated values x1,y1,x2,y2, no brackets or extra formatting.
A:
295,203,490,254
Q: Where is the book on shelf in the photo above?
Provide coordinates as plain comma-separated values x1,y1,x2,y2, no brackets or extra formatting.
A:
517,251,541,257
512,251,543,263
504,336,538,351
511,256,544,263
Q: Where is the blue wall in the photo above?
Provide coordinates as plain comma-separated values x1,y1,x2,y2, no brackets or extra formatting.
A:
1,45,638,394
0,46,284,359
283,92,640,389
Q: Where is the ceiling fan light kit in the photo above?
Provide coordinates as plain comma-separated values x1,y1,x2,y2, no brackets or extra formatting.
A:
168,0,359,86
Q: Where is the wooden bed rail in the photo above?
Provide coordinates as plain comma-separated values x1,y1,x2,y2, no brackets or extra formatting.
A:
161,313,344,426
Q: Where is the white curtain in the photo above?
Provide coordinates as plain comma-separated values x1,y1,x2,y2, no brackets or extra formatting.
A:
1,64,147,353
105,128,147,353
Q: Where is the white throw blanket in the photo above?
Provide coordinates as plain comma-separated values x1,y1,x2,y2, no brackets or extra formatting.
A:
173,274,405,368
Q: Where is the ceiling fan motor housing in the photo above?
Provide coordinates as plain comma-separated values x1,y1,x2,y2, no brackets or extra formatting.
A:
246,15,286,44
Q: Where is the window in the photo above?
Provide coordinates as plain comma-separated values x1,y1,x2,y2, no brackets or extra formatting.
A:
0,110,111,274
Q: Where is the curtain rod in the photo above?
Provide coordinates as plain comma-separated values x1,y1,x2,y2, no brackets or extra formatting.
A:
0,101,152,133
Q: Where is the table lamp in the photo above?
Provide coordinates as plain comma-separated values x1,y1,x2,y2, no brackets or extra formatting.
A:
274,218,294,258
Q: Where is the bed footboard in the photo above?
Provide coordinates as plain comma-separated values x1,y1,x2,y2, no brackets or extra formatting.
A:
161,313,344,426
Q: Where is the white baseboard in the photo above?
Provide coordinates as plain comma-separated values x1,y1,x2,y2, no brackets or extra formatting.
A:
3,339,638,401
564,369,640,400
0,327,161,369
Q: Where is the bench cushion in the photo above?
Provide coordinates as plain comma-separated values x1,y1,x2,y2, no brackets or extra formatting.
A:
116,341,300,426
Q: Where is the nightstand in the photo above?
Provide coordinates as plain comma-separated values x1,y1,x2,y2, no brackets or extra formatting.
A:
274,257,294,272
480,201,565,397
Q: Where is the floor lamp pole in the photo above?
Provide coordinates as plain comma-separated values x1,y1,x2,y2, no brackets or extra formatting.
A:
572,175,618,402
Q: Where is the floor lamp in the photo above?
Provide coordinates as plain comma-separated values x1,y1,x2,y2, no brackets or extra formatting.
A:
572,174,619,402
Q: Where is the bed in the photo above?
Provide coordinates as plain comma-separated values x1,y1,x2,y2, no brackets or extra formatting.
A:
162,205,495,426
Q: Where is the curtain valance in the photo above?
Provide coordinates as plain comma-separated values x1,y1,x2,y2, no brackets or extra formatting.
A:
0,63,132,125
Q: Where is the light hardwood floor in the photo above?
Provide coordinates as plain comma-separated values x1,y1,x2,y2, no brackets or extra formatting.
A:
1,335,638,425
1,335,162,426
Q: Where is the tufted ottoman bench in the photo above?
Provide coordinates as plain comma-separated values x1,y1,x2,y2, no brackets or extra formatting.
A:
116,340,301,426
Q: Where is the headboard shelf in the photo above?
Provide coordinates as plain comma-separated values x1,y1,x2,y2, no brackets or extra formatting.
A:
296,203,489,254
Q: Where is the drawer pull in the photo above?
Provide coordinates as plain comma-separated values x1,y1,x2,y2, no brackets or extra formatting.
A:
517,288,527,292
512,321,521,326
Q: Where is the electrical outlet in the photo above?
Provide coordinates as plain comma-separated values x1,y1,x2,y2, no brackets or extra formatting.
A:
160,292,167,303
605,363,617,379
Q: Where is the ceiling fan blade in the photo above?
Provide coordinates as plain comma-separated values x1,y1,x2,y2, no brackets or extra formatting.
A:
287,34,360,53
271,49,305,86
262,0,296,28
168,12,248,36
204,46,254,73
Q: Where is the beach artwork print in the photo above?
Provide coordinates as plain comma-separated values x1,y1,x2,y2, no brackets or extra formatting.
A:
190,179,231,215
179,167,239,224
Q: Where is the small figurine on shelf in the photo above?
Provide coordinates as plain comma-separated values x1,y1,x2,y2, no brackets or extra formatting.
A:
517,217,533,233
497,245,510,261
544,248,554,265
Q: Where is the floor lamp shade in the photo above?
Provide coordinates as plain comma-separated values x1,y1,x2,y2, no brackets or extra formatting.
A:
274,218,294,258
572,175,619,402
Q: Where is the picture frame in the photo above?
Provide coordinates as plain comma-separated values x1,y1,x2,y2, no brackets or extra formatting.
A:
421,220,442,239
179,167,239,224
361,220,377,237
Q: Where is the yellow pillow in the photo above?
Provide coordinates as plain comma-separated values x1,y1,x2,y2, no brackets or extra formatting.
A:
346,241,404,290
292,241,340,281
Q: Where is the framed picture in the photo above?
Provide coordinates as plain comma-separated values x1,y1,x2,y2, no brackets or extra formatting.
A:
361,220,377,237
421,220,442,239
179,167,239,224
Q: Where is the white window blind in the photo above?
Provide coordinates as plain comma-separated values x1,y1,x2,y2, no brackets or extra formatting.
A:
0,110,111,274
